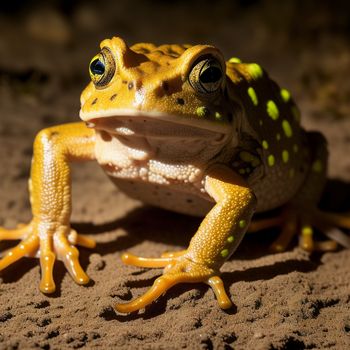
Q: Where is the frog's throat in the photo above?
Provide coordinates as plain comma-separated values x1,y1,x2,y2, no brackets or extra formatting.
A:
79,109,231,135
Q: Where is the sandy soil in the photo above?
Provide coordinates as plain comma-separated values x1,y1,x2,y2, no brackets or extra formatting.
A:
0,1,350,349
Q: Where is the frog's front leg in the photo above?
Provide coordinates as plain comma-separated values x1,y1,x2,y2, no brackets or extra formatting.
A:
0,122,96,293
115,164,257,313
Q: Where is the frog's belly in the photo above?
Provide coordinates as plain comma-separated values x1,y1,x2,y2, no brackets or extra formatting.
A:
109,177,214,217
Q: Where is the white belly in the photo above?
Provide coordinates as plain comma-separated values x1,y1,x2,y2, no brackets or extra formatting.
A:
109,177,214,217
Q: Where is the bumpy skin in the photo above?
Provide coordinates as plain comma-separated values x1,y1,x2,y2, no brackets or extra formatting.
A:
1,37,350,313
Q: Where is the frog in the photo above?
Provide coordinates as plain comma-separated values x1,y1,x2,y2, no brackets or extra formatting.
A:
1,36,350,314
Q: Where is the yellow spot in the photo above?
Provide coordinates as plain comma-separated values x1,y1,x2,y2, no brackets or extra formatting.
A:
247,87,258,106
280,88,291,102
302,226,313,236
282,119,293,137
282,150,289,163
276,133,281,141
289,168,295,178
267,100,279,120
293,144,299,153
215,111,223,120
248,63,263,79
221,249,229,258
229,57,241,63
196,106,209,118
262,140,269,149
312,160,323,173
227,236,234,243
292,106,301,122
268,154,275,166
238,168,246,175
259,120,263,126
239,220,246,228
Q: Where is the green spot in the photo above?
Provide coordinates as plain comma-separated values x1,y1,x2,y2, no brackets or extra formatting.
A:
302,226,313,236
239,220,246,228
238,168,246,175
196,106,209,118
293,144,299,153
229,57,241,63
262,140,269,150
268,154,275,166
215,111,223,121
280,88,291,102
221,249,229,258
240,151,254,162
248,63,263,79
292,106,301,122
259,120,263,126
267,100,279,120
276,133,281,141
282,119,293,138
282,150,289,163
312,160,323,173
247,87,258,106
227,236,234,243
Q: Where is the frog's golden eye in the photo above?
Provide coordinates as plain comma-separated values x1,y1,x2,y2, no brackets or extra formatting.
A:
189,57,224,94
89,47,116,88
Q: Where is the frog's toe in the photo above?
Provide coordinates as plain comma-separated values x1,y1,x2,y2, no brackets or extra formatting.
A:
160,250,187,259
269,215,298,253
55,231,90,285
121,252,174,268
116,256,232,313
0,224,31,241
67,229,96,249
0,234,39,270
314,210,350,230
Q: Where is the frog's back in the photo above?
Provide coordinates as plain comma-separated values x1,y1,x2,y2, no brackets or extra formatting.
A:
225,59,310,212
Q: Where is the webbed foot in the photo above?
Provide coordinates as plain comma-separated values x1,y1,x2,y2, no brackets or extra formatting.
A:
115,252,232,313
248,207,350,252
0,221,96,293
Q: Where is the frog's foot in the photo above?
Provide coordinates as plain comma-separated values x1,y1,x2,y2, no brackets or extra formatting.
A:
248,208,350,252
0,222,96,293
115,252,232,313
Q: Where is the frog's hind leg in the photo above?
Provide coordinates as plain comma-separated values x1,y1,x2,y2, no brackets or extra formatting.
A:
249,132,350,252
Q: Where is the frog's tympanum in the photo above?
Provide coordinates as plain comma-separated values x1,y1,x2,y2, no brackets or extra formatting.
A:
1,37,350,313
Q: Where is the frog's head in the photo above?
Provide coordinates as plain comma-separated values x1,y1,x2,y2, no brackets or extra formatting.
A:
80,37,239,148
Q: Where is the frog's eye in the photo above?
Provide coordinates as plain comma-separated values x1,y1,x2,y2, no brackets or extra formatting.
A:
189,57,224,94
89,47,116,88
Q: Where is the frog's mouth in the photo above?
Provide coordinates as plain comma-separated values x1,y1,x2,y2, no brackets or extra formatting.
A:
81,109,231,144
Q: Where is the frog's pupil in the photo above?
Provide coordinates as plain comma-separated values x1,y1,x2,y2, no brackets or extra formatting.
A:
90,59,105,75
200,66,222,84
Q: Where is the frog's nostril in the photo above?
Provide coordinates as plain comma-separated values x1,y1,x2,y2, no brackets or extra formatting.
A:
109,94,117,101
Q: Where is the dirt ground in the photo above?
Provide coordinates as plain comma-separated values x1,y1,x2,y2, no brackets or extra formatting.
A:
0,1,350,349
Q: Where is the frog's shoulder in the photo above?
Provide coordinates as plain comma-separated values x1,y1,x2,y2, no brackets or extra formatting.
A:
225,57,301,126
